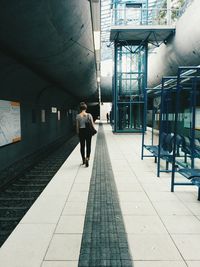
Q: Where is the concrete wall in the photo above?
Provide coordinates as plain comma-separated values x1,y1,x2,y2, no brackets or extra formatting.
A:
0,103,74,171
148,0,200,87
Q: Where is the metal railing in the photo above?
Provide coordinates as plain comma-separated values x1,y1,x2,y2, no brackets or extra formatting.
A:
112,7,180,26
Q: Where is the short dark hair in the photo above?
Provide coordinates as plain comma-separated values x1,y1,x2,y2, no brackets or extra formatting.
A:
80,102,87,111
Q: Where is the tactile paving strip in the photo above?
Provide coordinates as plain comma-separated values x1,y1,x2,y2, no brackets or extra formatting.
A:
78,124,133,267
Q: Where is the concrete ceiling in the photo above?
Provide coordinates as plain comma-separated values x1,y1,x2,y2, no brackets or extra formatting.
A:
0,0,98,103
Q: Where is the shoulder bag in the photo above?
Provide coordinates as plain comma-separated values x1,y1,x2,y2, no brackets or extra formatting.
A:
85,114,97,136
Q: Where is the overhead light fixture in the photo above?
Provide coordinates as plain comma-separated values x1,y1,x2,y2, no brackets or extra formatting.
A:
94,31,100,50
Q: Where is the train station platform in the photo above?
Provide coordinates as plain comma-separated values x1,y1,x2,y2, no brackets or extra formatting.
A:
0,123,200,267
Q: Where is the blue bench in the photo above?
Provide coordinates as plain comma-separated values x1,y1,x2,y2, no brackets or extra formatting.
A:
178,168,200,200
143,132,167,161
143,133,185,177
143,132,176,176
181,136,200,160
171,136,200,200
157,133,185,177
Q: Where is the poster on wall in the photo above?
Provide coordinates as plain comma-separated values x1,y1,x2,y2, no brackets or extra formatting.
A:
0,100,21,147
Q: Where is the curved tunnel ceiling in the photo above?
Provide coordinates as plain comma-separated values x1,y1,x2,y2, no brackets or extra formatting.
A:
0,0,98,101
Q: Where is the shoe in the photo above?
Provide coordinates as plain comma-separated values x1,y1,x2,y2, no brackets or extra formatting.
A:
85,158,89,167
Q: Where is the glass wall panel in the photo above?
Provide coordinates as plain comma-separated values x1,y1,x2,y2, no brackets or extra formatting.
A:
117,103,144,132
113,42,146,132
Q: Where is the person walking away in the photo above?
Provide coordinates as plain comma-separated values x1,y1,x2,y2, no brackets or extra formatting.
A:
76,102,95,167
106,112,109,123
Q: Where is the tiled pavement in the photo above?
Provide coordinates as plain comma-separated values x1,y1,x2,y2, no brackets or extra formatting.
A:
105,124,200,267
0,123,200,267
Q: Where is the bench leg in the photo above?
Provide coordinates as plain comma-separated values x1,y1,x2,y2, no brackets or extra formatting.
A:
166,161,169,171
157,156,160,177
171,170,175,192
184,153,187,163
141,147,144,160
154,157,157,163
198,187,200,201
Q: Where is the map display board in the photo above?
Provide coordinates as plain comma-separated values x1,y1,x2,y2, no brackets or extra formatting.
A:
0,100,21,147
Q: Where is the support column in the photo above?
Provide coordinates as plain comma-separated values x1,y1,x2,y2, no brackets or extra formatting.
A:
167,0,171,25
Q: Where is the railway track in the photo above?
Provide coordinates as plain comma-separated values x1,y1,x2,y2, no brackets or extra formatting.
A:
0,135,78,246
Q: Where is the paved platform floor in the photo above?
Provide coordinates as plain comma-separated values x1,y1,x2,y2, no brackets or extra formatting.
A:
0,123,200,267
